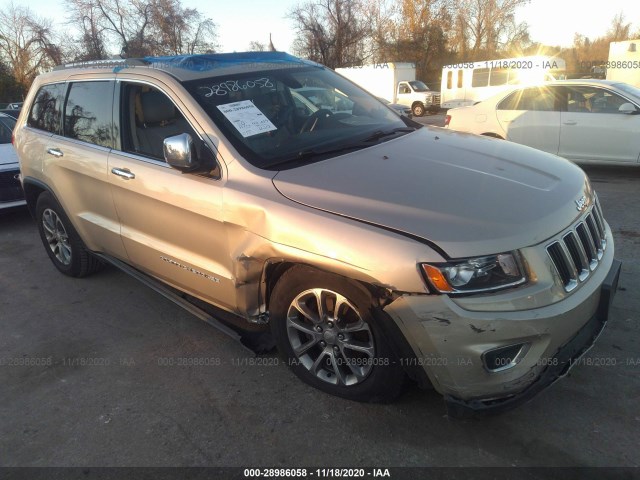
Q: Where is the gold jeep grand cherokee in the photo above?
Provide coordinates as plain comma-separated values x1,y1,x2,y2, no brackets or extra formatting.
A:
14,53,621,416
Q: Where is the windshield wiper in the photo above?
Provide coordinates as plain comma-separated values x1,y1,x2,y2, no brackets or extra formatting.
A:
361,127,416,143
263,144,370,169
262,128,416,169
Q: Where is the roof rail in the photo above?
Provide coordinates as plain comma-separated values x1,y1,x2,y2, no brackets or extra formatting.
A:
53,58,150,71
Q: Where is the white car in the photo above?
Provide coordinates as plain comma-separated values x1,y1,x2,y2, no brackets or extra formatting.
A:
445,80,640,165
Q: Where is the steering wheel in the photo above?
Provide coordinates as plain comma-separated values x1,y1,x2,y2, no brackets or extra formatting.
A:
300,109,334,133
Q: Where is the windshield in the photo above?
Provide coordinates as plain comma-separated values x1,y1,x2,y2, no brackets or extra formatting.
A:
613,83,640,101
409,81,430,92
184,66,416,169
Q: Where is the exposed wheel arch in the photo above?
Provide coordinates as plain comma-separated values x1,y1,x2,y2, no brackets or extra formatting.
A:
262,261,377,313
22,178,51,218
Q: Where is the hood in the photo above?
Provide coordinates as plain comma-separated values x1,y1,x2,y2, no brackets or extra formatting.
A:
273,128,592,259
0,144,19,167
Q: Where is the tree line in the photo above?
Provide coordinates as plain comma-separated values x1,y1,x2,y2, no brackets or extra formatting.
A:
288,0,639,87
1,0,639,102
0,0,218,101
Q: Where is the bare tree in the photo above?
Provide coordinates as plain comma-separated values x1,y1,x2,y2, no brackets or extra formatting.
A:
380,0,451,81
65,0,218,59
249,41,267,52
0,3,61,92
66,0,108,60
449,0,531,60
363,0,398,62
289,0,371,68
94,0,155,57
607,12,631,42
148,0,217,55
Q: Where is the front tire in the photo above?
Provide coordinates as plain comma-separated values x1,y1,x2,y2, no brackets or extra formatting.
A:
412,102,425,117
36,192,103,277
270,265,406,402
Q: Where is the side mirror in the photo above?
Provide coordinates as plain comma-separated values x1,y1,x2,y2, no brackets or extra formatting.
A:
618,102,639,114
163,133,200,172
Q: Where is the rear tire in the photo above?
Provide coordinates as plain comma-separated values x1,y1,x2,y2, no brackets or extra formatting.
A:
270,265,406,402
35,192,104,277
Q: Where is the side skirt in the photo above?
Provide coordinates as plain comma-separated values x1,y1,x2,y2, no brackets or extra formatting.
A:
93,253,274,355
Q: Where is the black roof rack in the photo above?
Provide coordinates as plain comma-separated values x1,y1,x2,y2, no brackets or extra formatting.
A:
53,58,150,71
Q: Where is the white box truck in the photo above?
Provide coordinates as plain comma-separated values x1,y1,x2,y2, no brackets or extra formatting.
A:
336,62,440,116
606,40,640,87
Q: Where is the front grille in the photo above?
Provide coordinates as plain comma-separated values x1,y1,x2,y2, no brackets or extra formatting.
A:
546,198,607,292
0,169,24,203
431,94,441,105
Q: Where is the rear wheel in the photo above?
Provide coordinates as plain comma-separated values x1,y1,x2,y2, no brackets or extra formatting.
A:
270,265,406,402
36,192,104,277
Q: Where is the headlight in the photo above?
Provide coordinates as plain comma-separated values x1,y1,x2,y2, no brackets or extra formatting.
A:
421,252,527,294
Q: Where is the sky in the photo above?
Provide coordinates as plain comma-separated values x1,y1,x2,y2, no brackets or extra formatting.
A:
13,0,640,54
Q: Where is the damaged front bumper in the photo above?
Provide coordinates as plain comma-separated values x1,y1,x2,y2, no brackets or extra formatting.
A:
445,258,621,417
384,255,621,418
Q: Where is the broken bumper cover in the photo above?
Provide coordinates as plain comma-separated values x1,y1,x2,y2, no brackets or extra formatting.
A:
444,258,621,417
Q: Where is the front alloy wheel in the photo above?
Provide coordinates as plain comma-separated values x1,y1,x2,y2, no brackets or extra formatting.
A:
412,102,425,117
271,266,406,402
286,288,375,386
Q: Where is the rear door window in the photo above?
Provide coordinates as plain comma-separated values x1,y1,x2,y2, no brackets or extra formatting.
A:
63,81,115,148
27,83,65,134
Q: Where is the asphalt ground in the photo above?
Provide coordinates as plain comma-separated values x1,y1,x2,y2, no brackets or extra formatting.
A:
0,161,638,475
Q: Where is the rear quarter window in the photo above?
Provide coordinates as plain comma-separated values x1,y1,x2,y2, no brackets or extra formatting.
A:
27,83,65,133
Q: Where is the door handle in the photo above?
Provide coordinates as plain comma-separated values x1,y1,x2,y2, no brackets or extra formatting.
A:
563,121,577,125
111,167,135,180
47,148,63,157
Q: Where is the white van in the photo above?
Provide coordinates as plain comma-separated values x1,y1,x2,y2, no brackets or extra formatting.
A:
441,56,566,109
